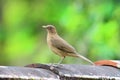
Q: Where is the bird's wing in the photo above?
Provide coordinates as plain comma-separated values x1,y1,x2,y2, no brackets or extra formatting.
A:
51,36,76,53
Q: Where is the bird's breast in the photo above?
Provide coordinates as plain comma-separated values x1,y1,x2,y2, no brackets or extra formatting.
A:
47,35,65,57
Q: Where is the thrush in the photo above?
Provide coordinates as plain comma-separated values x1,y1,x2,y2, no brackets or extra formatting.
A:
43,25,94,65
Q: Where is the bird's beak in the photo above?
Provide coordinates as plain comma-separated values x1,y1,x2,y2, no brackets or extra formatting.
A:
42,25,47,29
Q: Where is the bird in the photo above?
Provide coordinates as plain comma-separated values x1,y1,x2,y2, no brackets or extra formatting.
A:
42,25,94,65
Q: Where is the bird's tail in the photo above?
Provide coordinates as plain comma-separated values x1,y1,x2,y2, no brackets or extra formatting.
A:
76,53,94,65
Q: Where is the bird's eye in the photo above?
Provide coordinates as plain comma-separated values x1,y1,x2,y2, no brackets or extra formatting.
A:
48,27,53,30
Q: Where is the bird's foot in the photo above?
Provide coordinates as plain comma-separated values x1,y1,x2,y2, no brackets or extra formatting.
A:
49,63,63,70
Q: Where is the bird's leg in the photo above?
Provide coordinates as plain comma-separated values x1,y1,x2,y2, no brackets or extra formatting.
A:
58,56,65,64
50,56,65,70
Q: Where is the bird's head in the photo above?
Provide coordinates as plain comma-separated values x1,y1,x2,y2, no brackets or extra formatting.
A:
42,25,57,34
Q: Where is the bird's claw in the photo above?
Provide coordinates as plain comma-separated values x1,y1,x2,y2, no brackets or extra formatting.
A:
49,63,63,70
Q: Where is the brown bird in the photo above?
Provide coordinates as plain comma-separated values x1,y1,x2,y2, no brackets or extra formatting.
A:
43,25,94,65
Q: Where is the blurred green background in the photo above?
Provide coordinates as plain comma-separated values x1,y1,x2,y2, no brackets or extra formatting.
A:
0,0,120,66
